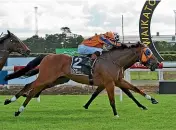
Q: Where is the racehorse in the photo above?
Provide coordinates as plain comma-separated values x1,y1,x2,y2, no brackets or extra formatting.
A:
4,42,160,117
0,30,30,70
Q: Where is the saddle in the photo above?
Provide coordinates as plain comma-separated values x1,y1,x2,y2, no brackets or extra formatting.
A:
70,53,98,85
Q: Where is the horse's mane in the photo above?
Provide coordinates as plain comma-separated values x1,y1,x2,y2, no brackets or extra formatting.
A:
0,34,8,44
103,41,143,54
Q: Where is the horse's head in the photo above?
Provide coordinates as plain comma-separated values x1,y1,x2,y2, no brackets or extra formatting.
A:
0,30,30,56
136,42,160,71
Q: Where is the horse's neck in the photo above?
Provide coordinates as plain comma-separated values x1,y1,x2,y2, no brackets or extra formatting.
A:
0,51,9,70
0,43,6,57
112,48,138,68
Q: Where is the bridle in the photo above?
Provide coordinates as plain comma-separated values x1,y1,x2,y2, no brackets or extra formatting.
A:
131,46,153,65
140,47,153,64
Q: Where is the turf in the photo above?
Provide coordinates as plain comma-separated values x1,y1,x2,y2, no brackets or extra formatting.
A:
0,94,176,130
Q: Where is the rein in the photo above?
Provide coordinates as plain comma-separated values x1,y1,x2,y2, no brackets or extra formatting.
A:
109,47,140,68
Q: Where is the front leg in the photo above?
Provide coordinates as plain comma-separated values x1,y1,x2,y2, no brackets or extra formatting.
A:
105,81,119,117
83,86,104,109
116,79,158,104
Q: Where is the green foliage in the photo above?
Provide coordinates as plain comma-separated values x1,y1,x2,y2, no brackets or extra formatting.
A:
61,26,72,33
161,54,176,61
23,27,84,53
152,41,176,61
159,51,176,54
155,41,176,52
22,30,176,59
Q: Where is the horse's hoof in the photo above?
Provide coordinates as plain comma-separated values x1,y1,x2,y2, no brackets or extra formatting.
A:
151,98,158,104
141,106,148,110
14,111,20,117
83,105,88,109
4,99,11,105
22,94,27,97
114,115,120,118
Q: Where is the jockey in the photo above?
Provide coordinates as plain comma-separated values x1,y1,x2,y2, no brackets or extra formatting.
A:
78,31,121,59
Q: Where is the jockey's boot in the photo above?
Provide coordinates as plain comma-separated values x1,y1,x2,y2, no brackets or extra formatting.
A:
92,51,101,59
91,53,97,59
84,51,100,68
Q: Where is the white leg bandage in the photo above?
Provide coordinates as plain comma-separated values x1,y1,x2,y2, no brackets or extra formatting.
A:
11,96,17,102
145,95,151,100
19,106,25,112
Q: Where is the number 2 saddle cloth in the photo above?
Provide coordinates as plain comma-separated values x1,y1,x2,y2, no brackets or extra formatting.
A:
70,56,96,76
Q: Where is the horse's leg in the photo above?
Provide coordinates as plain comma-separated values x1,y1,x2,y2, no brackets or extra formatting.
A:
117,79,158,104
120,87,147,110
83,85,147,110
4,54,45,81
83,86,104,109
14,76,66,116
105,82,119,117
32,76,70,98
10,54,70,116
14,95,33,117
14,85,44,116
4,83,32,105
25,68,39,77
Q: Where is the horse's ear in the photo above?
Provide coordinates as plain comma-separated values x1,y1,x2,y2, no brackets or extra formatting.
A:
7,30,11,36
137,41,145,47
0,32,3,37
137,41,141,44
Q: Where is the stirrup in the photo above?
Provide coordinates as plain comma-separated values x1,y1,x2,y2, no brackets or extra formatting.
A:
84,60,92,68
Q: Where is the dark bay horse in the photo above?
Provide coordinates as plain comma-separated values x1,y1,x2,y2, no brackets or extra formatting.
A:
0,30,30,70
4,42,159,117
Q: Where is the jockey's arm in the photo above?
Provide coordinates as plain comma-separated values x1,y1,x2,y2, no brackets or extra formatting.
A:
99,35,120,47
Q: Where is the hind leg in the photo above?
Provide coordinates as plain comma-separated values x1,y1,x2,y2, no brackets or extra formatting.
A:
23,76,70,98
14,85,44,116
14,77,64,116
4,54,45,81
14,79,61,116
120,88,147,110
116,79,158,104
4,83,32,105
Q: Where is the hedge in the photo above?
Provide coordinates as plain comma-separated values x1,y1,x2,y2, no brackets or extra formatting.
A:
159,51,176,54
161,54,176,61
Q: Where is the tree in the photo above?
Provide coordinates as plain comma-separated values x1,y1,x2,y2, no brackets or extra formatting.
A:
60,27,71,34
22,27,84,53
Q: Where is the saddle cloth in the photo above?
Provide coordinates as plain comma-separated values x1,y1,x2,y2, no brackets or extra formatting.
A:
70,56,96,76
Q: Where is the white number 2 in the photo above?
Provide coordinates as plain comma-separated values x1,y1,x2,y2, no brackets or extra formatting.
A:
73,57,82,69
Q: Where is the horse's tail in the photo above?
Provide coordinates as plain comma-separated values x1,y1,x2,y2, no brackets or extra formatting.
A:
4,54,46,81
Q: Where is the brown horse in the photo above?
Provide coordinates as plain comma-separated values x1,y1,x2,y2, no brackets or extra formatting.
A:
0,30,30,70
4,42,160,117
